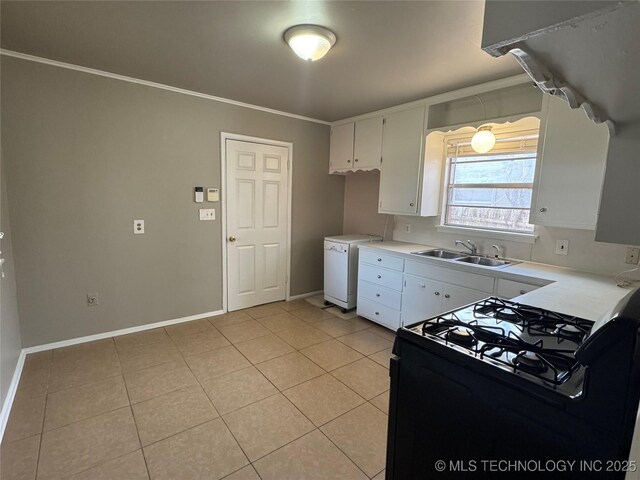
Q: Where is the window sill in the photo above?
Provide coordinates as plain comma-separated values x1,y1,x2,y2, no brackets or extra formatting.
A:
435,225,539,244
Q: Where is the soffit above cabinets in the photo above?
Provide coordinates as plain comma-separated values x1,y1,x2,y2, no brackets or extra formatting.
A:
482,1,640,125
0,1,521,122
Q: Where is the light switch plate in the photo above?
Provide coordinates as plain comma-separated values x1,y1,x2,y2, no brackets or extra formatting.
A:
134,220,145,234
555,239,569,255
199,209,215,221
626,247,640,265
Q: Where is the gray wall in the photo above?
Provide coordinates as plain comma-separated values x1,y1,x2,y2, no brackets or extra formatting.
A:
1,156,22,407
1,57,344,347
342,171,393,240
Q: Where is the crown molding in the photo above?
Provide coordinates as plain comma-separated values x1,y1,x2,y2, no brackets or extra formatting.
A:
0,49,331,126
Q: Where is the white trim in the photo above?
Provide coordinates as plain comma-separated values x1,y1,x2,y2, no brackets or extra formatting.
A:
0,350,26,443
436,224,539,244
22,310,225,354
287,290,324,301
220,133,294,311
0,49,330,126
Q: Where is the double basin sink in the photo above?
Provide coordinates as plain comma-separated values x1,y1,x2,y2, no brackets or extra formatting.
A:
410,249,513,268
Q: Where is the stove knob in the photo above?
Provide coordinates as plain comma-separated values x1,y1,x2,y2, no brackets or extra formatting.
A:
434,291,440,296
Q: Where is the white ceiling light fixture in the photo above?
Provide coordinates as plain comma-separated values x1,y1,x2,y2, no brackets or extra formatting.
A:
284,24,336,62
471,125,496,153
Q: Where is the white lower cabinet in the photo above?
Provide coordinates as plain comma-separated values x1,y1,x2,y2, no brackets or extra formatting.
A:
357,251,405,331
496,278,541,299
401,274,488,325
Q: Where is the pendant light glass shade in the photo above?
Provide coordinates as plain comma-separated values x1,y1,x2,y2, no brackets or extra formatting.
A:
284,25,336,61
471,126,496,153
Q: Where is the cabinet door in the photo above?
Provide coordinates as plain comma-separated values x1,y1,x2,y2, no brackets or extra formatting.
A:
353,117,383,169
379,106,426,214
530,95,610,229
401,274,443,325
329,122,354,172
441,284,488,312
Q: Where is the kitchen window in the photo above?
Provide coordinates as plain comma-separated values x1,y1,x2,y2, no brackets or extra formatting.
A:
442,123,539,234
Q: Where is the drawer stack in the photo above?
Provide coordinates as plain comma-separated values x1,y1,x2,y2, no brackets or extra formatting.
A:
357,250,405,330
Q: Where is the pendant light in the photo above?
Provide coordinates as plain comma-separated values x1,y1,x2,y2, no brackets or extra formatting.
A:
284,25,336,61
471,126,496,154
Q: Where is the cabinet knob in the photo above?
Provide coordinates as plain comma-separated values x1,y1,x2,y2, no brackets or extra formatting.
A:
419,283,426,289
377,258,382,262
434,291,440,296
520,289,527,295
375,311,380,315
377,275,382,279
376,293,381,297
444,294,450,299
409,203,415,207
539,207,547,212
347,159,351,163
355,159,359,162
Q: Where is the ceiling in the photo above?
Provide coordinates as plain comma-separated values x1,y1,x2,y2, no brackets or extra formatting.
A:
0,1,521,122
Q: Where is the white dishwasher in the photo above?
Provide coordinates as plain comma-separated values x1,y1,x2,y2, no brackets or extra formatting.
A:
324,234,382,312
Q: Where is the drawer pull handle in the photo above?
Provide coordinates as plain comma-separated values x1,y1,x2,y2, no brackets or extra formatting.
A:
434,291,440,296
444,294,450,299
377,258,382,262
376,293,381,297
419,283,426,289
375,311,380,315
520,289,527,294
377,275,382,279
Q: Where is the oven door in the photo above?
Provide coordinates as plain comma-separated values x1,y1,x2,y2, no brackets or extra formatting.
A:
386,336,619,480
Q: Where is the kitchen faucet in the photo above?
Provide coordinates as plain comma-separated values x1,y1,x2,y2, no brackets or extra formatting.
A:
455,240,477,255
492,244,502,259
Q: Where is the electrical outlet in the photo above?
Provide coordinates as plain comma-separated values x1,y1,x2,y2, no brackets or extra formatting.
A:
87,293,99,306
134,220,145,234
404,224,411,234
555,240,569,255
199,209,216,221
626,247,640,265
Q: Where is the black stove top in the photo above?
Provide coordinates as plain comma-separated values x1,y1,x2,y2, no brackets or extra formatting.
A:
404,297,595,397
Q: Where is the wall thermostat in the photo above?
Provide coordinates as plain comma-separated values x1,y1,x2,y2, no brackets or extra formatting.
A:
207,188,220,202
194,187,204,203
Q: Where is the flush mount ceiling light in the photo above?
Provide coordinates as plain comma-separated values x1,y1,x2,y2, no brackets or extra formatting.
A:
471,125,496,153
284,24,336,61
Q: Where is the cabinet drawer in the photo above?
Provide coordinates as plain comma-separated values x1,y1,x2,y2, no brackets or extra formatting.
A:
357,298,401,331
359,250,404,272
359,264,404,291
405,260,494,293
496,279,541,299
358,280,402,310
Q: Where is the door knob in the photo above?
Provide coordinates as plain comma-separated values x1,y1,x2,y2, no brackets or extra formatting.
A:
228,235,237,243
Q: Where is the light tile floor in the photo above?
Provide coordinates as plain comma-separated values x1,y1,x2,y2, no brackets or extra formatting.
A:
1,300,392,480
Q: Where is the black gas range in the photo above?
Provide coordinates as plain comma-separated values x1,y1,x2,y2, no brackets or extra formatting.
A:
386,290,640,479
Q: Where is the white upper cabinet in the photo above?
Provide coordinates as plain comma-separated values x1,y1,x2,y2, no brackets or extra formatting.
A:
330,117,383,173
378,106,426,215
329,122,354,172
530,95,610,230
353,117,383,169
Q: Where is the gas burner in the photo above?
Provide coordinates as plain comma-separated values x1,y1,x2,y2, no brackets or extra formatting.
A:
513,350,548,374
553,323,583,339
446,327,477,347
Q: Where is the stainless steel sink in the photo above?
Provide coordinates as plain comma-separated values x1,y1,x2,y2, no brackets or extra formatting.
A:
411,249,467,259
454,256,511,267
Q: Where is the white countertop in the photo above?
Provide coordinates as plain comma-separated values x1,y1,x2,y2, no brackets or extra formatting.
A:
359,240,634,322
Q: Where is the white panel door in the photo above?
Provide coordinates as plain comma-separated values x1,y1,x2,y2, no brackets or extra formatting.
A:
226,139,289,311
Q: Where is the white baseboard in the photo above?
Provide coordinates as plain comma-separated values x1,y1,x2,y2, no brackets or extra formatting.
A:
23,310,226,354
0,350,26,443
287,290,323,301
0,309,226,444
